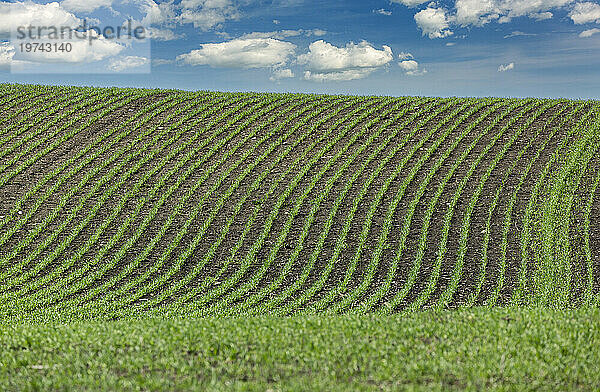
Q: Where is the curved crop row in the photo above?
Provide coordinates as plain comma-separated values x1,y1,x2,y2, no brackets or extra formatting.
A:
245,97,434,316
143,96,362,316
517,105,600,307
329,98,490,314
153,96,381,316
0,92,205,299
62,94,311,313
362,99,525,314
0,86,57,133
8,93,273,312
431,100,558,310
225,97,418,316
469,101,584,307
95,95,331,312
0,87,597,319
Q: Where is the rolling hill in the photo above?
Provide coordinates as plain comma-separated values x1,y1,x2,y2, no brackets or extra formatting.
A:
0,84,599,320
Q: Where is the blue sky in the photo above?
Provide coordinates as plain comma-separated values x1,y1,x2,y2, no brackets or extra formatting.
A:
1,0,600,98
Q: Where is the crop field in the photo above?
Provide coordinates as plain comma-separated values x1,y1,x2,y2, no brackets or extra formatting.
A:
2,84,600,390
1,84,600,321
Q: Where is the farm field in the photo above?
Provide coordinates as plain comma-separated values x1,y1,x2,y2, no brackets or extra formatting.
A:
1,84,600,319
1,84,600,389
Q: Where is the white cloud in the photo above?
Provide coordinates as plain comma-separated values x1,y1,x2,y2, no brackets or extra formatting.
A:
0,2,80,36
399,60,419,72
454,0,499,26
0,41,32,71
177,0,240,30
177,38,296,68
579,27,600,37
16,33,125,63
152,58,174,66
398,51,414,60
108,55,149,71
303,69,375,82
399,59,427,75
270,68,294,81
241,30,303,40
398,0,579,38
390,0,429,7
178,8,233,30
298,40,393,72
453,0,568,26
498,62,515,72
504,31,537,38
138,0,177,26
530,11,554,20
570,2,600,24
0,2,157,69
374,9,392,16
60,0,112,13
414,7,454,38
240,29,326,40
298,40,393,82
0,42,16,70
496,0,572,23
146,27,182,41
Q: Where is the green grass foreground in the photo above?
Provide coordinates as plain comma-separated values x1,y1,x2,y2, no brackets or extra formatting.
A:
1,308,599,391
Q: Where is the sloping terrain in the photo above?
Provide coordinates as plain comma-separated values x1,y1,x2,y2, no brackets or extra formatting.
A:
0,84,599,320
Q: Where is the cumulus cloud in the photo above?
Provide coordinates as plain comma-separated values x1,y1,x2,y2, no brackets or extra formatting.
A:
399,60,418,72
270,68,294,81
398,0,580,38
498,62,515,72
0,41,32,71
108,55,149,71
177,37,296,68
570,2,600,24
16,32,125,63
414,6,454,38
298,40,393,71
399,59,427,75
177,0,240,30
454,0,574,26
138,0,177,26
303,69,375,82
298,40,393,81
0,2,80,36
453,0,573,26
454,0,498,26
579,27,600,37
60,0,112,13
397,52,426,75
530,11,554,20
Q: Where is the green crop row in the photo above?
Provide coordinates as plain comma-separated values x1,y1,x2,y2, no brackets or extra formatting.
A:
0,87,598,320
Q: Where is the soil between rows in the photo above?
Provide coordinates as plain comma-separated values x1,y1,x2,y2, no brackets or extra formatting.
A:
0,89,598,313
